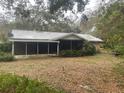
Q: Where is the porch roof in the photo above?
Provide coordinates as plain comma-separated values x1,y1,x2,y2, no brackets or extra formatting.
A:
9,30,103,42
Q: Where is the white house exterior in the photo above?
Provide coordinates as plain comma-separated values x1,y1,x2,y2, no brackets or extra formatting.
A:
9,30,103,56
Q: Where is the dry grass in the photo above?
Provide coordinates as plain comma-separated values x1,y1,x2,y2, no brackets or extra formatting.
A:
0,54,123,93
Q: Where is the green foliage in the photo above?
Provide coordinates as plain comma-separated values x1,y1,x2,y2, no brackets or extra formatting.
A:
114,61,124,77
81,42,97,56
60,42,96,57
0,0,88,32
96,1,124,49
114,45,124,55
49,0,88,13
0,52,14,62
0,74,65,93
0,43,11,53
113,60,124,89
60,50,82,57
0,43,14,62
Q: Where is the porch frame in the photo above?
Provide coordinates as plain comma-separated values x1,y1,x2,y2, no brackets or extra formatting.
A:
11,40,60,56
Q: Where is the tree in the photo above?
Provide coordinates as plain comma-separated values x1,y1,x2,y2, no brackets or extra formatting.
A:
0,0,90,32
48,0,89,13
96,1,124,49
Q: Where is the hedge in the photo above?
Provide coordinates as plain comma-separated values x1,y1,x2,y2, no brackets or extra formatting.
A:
114,45,124,56
0,74,65,93
0,52,14,62
60,50,82,57
0,43,11,53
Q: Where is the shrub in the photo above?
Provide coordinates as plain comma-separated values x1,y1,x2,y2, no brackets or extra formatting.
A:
114,45,124,56
60,42,97,57
60,50,81,57
81,42,97,56
0,74,65,93
0,52,14,62
0,43,11,53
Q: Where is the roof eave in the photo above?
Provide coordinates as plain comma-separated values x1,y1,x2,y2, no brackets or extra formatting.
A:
89,40,104,43
9,38,59,43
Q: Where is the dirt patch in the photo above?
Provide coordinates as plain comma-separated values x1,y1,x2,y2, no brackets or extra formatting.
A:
0,54,122,93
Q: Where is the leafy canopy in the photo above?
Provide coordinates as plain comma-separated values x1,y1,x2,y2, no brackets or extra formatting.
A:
0,0,89,32
96,1,124,49
48,0,89,13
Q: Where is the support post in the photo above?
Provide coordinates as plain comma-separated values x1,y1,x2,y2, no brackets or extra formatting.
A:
37,42,39,55
57,42,60,56
25,42,28,56
48,43,50,55
12,41,14,55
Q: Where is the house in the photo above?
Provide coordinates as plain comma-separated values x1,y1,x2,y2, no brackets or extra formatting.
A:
9,30,103,56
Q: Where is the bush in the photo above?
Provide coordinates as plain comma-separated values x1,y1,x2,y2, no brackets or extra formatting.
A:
60,50,82,57
114,45,124,56
0,52,14,62
81,42,97,56
60,42,97,57
0,74,65,93
0,43,11,53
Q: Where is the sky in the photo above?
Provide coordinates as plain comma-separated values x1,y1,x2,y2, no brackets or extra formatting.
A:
84,0,110,13
85,0,100,11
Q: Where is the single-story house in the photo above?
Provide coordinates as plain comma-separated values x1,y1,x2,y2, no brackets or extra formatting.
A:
9,30,103,56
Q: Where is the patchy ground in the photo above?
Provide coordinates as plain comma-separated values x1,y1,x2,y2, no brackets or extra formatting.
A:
0,54,123,93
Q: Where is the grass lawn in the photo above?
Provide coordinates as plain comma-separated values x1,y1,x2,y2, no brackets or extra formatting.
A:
0,54,123,93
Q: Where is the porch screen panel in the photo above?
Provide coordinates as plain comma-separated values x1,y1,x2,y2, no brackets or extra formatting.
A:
60,40,71,51
49,43,57,54
60,40,84,51
14,42,26,55
27,42,37,55
38,43,48,54
72,40,83,50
